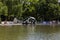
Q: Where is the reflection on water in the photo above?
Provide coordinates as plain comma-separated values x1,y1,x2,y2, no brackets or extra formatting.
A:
0,25,60,40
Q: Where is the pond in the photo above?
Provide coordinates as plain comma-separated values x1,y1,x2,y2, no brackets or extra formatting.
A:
0,25,60,40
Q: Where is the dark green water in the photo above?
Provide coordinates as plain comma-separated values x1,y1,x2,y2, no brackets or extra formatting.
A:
0,25,60,40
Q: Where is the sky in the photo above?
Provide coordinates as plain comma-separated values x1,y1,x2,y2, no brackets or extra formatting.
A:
58,0,60,2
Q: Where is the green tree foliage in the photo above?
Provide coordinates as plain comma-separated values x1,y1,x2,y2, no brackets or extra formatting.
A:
0,0,60,21
0,2,8,16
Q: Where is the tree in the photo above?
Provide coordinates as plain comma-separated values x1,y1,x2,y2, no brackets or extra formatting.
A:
0,0,60,21
0,2,8,21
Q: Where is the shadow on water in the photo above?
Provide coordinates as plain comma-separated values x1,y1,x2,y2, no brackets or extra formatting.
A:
0,25,60,40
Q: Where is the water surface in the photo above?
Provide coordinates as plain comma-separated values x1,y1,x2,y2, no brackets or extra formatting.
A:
0,25,60,40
